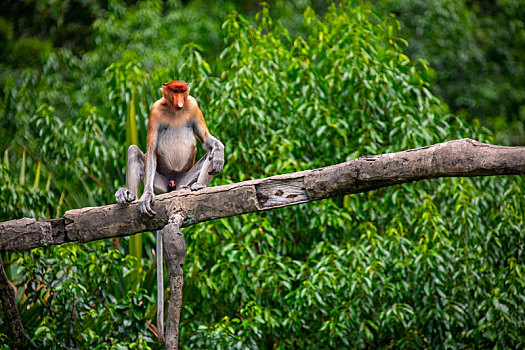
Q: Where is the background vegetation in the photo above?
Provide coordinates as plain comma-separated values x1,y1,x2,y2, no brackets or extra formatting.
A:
376,0,525,145
1,0,524,348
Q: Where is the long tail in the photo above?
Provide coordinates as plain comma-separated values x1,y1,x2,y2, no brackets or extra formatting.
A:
156,230,165,343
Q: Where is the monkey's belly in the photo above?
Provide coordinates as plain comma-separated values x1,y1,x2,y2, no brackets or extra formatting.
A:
156,126,196,175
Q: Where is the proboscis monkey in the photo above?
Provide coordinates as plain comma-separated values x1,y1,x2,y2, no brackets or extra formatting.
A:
114,80,224,343
115,80,224,211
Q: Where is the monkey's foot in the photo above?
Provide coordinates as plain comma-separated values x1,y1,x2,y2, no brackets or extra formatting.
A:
115,187,136,204
190,183,206,191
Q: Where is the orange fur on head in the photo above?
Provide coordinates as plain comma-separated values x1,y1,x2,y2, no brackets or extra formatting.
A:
162,80,190,110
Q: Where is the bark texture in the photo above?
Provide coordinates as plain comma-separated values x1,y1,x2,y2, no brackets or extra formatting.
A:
161,214,186,350
1,139,524,252
0,262,25,349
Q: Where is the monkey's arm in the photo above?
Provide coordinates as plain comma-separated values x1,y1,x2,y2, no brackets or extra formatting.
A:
202,134,224,175
193,109,224,176
139,116,159,216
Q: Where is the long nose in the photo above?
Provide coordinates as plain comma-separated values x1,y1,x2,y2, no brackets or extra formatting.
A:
175,95,184,108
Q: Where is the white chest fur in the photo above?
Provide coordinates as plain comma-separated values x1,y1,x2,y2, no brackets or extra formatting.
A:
156,124,196,173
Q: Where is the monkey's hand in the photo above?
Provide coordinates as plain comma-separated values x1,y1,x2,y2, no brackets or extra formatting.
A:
115,187,136,204
138,190,156,217
208,144,224,175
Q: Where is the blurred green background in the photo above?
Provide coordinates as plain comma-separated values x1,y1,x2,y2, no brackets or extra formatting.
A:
1,0,524,348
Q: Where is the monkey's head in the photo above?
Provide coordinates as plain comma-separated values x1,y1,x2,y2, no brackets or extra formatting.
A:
162,80,190,111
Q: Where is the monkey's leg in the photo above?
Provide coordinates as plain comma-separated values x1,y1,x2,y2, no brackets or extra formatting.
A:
115,145,144,204
161,216,186,350
152,172,169,194
176,152,213,190
116,145,170,203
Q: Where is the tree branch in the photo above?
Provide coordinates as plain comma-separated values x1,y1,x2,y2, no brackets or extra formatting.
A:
1,138,524,252
0,262,25,349
161,213,187,350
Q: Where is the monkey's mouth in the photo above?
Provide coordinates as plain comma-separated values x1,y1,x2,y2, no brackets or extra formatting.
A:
174,106,183,111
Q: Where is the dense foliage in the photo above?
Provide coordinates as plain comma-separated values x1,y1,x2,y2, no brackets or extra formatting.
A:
376,0,525,144
1,0,524,349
